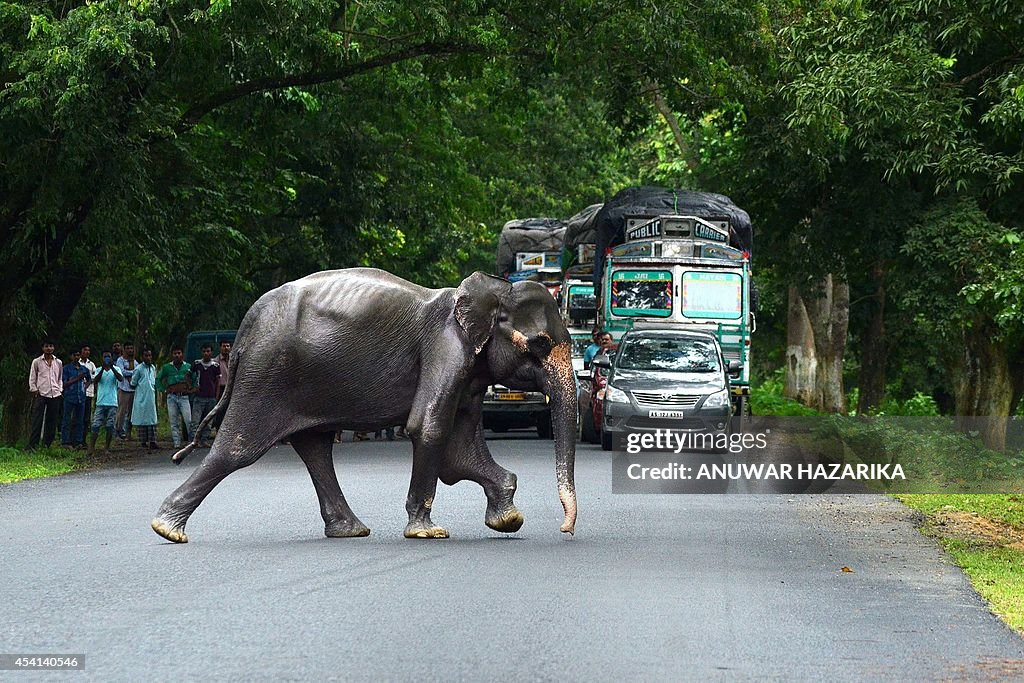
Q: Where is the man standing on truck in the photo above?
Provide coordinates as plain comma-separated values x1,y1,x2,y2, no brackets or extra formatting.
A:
190,343,220,447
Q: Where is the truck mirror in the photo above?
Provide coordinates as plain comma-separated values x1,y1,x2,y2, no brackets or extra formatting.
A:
592,354,612,370
728,360,743,377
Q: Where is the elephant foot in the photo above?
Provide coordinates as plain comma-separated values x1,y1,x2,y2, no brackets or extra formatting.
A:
151,517,188,544
485,506,524,533
325,519,371,538
404,521,450,539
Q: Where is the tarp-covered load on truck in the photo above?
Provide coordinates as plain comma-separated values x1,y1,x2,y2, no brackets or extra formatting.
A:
495,217,566,277
560,203,603,271
591,186,753,288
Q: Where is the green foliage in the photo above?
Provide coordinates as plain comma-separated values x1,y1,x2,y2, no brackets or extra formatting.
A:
750,369,822,416
820,416,1024,492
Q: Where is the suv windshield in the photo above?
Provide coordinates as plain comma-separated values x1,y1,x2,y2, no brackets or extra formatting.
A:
616,337,720,373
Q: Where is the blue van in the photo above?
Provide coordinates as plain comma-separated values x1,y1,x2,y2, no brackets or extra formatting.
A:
185,330,236,364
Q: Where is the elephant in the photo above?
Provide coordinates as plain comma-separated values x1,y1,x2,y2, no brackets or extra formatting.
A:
150,268,578,543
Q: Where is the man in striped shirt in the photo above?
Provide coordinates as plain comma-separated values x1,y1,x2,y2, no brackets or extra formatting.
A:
27,339,63,448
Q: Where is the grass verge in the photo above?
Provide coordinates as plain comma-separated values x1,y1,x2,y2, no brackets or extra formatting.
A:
897,494,1024,635
0,445,86,484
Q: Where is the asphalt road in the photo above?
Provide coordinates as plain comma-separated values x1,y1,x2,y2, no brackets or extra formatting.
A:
1,433,1023,681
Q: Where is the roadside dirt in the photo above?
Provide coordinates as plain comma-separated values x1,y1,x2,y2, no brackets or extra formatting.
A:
929,509,1024,552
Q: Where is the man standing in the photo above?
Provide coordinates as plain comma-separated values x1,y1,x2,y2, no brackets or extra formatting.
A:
79,343,97,431
115,343,137,440
131,347,158,449
27,339,63,448
189,343,220,447
157,345,193,449
88,350,123,455
111,342,122,363
60,349,91,448
216,339,231,399
213,339,231,431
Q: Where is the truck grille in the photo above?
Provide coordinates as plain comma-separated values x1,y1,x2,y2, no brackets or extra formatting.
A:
631,392,701,408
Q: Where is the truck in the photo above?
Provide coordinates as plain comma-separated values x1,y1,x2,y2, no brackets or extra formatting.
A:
558,263,598,374
586,187,755,418
598,213,754,417
484,218,567,437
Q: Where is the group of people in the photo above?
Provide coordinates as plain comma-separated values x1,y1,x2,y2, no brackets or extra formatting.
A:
582,327,615,368
27,339,232,454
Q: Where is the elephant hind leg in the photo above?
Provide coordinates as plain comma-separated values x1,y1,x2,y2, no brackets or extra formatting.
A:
290,429,369,538
151,423,281,543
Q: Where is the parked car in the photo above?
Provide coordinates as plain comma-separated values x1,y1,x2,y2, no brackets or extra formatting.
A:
594,328,741,451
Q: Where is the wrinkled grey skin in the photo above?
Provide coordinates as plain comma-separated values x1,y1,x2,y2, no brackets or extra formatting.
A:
151,268,577,543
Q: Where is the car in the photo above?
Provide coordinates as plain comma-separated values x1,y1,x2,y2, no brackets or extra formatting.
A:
593,328,741,451
579,346,617,444
482,385,552,438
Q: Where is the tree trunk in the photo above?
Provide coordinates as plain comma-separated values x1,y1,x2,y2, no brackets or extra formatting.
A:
784,286,817,404
1,390,32,445
801,274,849,413
856,259,887,414
950,326,1012,451
1010,350,1024,418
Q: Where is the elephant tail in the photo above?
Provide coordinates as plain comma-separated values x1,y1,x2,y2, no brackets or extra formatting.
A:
171,348,242,465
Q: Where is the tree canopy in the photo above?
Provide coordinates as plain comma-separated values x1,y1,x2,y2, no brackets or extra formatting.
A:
2,0,1022,445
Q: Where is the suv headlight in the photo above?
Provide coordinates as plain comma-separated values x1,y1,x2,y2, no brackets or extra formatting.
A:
703,388,730,409
604,385,630,404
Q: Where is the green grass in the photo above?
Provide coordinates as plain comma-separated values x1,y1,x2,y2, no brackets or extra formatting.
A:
0,446,85,484
898,494,1024,634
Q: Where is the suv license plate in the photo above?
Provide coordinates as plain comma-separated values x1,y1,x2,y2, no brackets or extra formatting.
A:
498,392,526,401
649,410,685,418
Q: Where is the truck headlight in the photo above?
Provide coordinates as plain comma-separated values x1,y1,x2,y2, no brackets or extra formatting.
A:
703,389,730,409
604,385,629,404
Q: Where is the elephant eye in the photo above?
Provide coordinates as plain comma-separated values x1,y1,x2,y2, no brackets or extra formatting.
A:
497,312,510,323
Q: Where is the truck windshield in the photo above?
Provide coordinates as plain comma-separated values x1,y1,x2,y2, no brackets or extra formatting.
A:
681,271,742,319
616,337,720,373
568,285,596,310
610,270,672,318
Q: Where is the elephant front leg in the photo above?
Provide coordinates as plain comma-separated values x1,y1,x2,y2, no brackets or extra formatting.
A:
440,415,523,534
404,431,450,539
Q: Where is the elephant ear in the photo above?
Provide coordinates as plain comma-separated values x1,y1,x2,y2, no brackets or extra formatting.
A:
454,272,512,354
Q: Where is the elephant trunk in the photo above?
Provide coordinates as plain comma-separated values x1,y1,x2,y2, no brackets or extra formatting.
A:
543,342,578,535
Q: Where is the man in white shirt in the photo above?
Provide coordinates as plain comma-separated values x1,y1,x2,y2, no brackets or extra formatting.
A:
27,339,63,448
79,343,98,436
